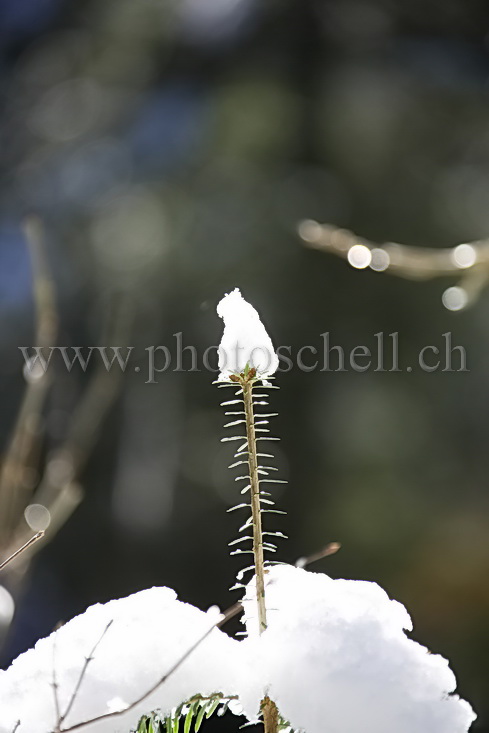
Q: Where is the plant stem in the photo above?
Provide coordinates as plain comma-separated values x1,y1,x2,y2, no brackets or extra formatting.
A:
242,378,278,733
262,696,280,733
242,379,267,633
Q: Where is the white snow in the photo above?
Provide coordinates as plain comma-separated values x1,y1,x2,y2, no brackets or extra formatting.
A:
239,564,476,733
0,586,241,733
0,567,476,733
217,288,279,381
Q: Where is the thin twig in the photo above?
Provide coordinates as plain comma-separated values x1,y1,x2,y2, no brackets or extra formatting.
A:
0,531,45,572
58,620,114,728
295,541,341,569
52,636,61,727
57,602,242,732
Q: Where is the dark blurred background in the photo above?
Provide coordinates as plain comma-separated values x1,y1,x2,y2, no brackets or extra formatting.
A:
0,0,488,729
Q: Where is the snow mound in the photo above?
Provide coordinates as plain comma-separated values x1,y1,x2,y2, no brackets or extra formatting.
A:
0,567,476,733
239,564,476,733
0,586,241,733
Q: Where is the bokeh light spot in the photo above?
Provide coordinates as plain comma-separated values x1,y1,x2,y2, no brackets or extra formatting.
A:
0,587,15,626
347,244,372,269
23,358,45,383
369,248,390,272
442,286,468,311
451,244,477,269
24,503,51,532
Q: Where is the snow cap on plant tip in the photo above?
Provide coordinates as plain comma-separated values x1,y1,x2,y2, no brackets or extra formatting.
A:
217,288,279,381
239,564,476,733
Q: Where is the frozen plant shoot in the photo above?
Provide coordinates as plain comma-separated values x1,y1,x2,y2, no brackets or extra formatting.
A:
0,289,476,733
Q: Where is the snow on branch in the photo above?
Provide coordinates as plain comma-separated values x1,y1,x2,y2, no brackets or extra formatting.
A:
0,588,243,733
0,567,476,733
239,565,476,733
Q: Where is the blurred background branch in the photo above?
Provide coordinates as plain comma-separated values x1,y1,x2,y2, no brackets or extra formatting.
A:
0,218,57,553
0,218,129,640
298,219,489,310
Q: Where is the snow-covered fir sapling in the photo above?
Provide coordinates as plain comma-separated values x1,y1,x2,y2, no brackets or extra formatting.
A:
216,287,282,732
0,289,477,733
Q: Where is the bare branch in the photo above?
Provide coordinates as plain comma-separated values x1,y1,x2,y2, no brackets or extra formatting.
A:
24,216,58,348
296,541,341,569
52,636,61,728
3,296,131,580
298,219,489,294
0,217,57,540
58,620,114,728
30,295,132,532
57,602,242,733
0,532,45,572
